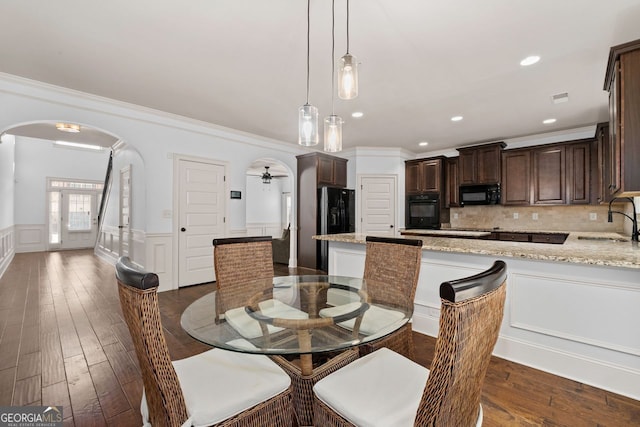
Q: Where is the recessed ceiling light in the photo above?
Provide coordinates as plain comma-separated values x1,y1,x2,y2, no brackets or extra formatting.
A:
54,140,103,150
543,118,557,124
55,123,80,133
419,141,429,147
351,111,364,118
520,55,540,66
451,116,463,122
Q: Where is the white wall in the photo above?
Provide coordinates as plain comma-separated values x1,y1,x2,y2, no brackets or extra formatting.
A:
0,74,307,288
0,134,16,277
14,136,110,224
0,134,15,229
0,74,307,236
245,176,283,224
346,147,413,229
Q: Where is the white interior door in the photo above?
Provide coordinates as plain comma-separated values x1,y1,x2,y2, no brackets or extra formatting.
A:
61,190,98,249
119,165,132,258
178,159,225,287
359,175,397,236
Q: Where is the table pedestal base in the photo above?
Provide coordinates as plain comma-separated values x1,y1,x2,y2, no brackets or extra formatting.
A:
271,349,359,426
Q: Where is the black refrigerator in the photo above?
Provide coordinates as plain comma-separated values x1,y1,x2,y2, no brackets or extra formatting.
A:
317,187,355,272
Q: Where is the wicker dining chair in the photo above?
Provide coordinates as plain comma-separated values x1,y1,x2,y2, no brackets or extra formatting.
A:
115,256,293,427
319,236,423,360
213,236,308,339
312,260,508,427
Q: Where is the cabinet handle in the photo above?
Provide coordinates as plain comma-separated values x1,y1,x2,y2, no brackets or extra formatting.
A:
181,227,186,232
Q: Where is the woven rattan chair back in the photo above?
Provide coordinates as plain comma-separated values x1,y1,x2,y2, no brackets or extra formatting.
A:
358,236,422,359
115,256,188,427
213,236,274,318
415,260,507,426
363,236,422,308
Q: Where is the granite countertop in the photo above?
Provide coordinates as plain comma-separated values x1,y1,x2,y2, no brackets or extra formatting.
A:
313,231,640,269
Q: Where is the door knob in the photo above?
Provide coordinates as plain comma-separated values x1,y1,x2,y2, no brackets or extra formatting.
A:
390,225,394,228
181,227,186,232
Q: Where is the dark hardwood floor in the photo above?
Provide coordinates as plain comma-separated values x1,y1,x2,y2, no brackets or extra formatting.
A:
0,250,638,426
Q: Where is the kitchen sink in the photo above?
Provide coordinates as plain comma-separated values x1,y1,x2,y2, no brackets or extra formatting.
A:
577,236,629,243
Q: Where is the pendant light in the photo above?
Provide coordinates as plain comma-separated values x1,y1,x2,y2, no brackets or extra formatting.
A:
338,0,358,100
324,0,343,153
299,0,319,146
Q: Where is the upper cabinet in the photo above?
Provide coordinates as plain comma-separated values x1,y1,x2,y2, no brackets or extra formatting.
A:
445,157,459,207
604,39,640,197
405,157,445,195
457,142,505,186
298,152,348,188
501,149,531,205
532,145,565,204
501,140,594,206
566,141,591,205
596,122,612,204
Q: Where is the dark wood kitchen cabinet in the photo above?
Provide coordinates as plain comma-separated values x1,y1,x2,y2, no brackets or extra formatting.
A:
604,39,640,196
296,152,348,269
501,149,531,205
405,157,445,195
566,141,591,204
315,155,347,187
457,142,505,186
532,145,565,205
502,140,593,206
596,122,612,204
445,157,459,207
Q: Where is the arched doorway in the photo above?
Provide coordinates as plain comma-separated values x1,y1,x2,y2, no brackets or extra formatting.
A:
245,158,293,266
0,121,145,264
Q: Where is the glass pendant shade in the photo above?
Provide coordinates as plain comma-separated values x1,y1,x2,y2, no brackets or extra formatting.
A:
338,53,358,99
324,115,343,152
298,104,319,146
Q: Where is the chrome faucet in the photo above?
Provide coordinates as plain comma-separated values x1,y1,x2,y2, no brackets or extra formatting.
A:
607,197,639,242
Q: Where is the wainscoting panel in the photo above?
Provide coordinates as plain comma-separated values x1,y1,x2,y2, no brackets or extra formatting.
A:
15,224,46,253
0,226,15,279
145,233,173,292
510,272,640,357
246,222,285,238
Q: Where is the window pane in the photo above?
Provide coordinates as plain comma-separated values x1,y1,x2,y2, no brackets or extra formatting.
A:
67,194,92,231
49,192,61,244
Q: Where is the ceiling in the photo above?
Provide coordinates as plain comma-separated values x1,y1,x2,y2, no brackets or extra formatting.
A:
2,0,640,154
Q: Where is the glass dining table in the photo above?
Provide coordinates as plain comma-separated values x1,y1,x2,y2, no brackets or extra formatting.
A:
180,274,414,376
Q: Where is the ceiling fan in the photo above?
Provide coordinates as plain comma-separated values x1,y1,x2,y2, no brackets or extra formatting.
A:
261,166,272,184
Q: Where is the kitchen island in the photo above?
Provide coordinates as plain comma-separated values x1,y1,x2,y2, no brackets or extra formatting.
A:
313,231,640,400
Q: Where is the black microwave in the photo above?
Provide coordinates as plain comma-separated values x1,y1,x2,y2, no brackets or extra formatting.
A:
459,184,501,206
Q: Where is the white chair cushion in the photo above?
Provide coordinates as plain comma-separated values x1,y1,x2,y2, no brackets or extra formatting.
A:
313,347,429,427
225,298,308,339
141,348,291,427
319,303,405,335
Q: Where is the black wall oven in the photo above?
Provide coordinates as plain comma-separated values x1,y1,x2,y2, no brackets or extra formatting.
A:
406,194,440,229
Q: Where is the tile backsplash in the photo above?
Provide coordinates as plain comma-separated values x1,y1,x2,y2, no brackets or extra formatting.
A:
448,204,627,232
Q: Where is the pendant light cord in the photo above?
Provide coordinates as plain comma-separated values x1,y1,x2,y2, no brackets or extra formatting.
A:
331,0,336,115
346,0,350,54
306,0,311,104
